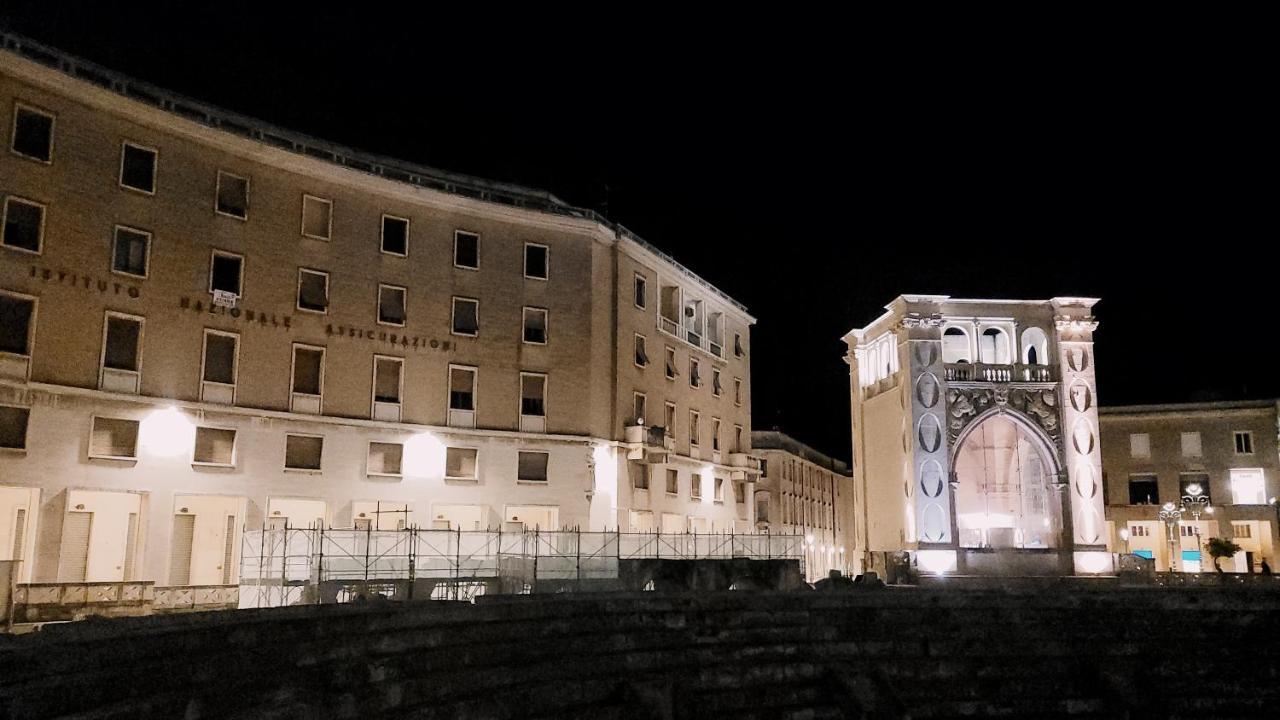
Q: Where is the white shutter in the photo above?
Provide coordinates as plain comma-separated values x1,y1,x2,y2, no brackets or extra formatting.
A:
170,514,195,586
222,515,236,585
12,508,26,561
123,513,138,580
60,512,92,582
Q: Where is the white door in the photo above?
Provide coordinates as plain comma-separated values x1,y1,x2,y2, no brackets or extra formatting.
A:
174,495,245,585
61,490,142,582
0,486,38,582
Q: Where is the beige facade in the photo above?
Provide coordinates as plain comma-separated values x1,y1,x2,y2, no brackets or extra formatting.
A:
751,431,854,581
0,35,755,589
1100,400,1280,572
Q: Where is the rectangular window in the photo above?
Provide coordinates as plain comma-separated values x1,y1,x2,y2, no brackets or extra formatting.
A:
522,307,547,344
209,251,243,296
119,142,157,194
521,373,547,417
734,378,742,406
301,194,332,240
1129,433,1150,459
524,243,548,280
452,297,479,336
89,416,139,459
734,425,743,452
296,269,329,313
449,366,476,411
378,284,406,326
518,451,549,482
454,230,479,269
734,333,744,358
111,225,150,278
215,171,249,219
1234,431,1254,455
711,418,721,452
11,103,54,162
1180,431,1202,458
714,477,724,502
193,427,236,466
665,347,677,380
201,330,238,385
373,356,403,403
0,292,36,356
712,369,722,397
689,410,700,447
2,196,44,253
634,334,649,367
736,481,745,504
1233,523,1253,539
445,447,478,479
666,468,678,495
632,464,649,489
291,344,324,396
285,434,323,471
634,273,647,309
102,313,142,372
665,402,676,438
691,473,702,500
1230,468,1266,505
367,442,404,477
381,214,409,256
0,405,30,449
689,357,701,388
633,392,647,425
1128,475,1159,505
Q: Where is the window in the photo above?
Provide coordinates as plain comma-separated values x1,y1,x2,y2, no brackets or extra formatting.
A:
1128,475,1159,505
691,473,702,500
0,405,30,449
446,447,478,480
1129,524,1149,538
119,142,157,193
734,378,742,406
689,410,700,447
201,330,238,386
666,468,678,495
2,196,44,253
193,427,236,466
296,269,329,313
11,104,54,162
521,373,546,417
734,333,744,358
291,344,325,396
518,451,549,482
634,334,648,367
111,226,150,278
736,481,745,504
631,464,649,489
89,416,139,459
102,313,142,372
524,243,548,280
373,356,403,404
1230,469,1266,505
378,284,406,326
978,328,1009,364
452,297,479,336
523,307,547,344
712,418,721,452
0,292,36,356
285,434,323,471
1233,523,1253,539
301,194,332,240
734,425,743,452
633,393,647,424
664,402,676,439
714,477,724,502
689,358,701,388
454,230,479,269
1181,432,1202,458
1129,433,1150,459
215,171,248,219
449,366,476,411
665,347,677,380
634,274,647,309
209,251,243,296
712,369,722,397
1234,431,1254,455
381,215,409,256
367,442,404,477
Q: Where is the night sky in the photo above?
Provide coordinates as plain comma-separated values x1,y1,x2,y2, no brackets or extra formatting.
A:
3,8,1271,462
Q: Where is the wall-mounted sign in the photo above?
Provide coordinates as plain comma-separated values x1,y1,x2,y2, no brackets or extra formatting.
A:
325,324,453,352
28,264,141,298
179,296,291,328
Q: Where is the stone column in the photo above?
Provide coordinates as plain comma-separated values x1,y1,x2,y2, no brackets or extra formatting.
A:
903,314,954,549
1054,306,1105,549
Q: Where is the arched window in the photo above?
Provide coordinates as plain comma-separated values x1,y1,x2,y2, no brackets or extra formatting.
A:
942,327,970,364
1021,327,1049,365
978,328,1009,365
953,415,1059,549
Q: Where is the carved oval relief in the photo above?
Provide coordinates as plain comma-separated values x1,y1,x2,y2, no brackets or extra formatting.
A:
921,503,948,543
1069,382,1092,413
1071,419,1095,456
1066,347,1090,373
913,342,938,369
915,372,941,409
1072,463,1097,500
919,459,945,498
1076,504,1104,545
917,414,943,454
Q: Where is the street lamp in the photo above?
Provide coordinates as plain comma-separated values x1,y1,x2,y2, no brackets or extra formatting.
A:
1158,502,1183,572
1118,527,1130,555
1181,483,1212,573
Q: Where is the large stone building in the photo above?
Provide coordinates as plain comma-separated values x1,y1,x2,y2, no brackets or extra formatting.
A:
1100,399,1279,572
751,430,855,581
843,295,1108,577
0,33,756,589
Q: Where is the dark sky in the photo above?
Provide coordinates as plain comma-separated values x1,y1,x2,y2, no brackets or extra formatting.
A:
3,7,1272,462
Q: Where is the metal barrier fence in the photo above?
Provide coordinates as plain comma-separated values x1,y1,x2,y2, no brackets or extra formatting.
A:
239,525,806,608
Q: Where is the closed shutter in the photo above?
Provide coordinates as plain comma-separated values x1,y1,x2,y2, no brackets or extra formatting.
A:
11,508,26,561
60,512,92,582
123,513,138,580
222,515,236,585
170,514,195,586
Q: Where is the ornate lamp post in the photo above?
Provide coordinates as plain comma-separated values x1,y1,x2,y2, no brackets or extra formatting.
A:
1181,483,1212,573
1158,502,1183,572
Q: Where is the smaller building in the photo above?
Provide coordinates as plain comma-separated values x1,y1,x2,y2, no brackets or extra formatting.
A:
1101,399,1280,572
752,431,854,581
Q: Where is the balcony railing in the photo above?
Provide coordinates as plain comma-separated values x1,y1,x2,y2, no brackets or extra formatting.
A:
944,363,1058,383
657,315,726,360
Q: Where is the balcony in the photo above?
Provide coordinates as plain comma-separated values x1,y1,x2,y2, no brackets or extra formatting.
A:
625,424,670,464
944,363,1058,384
657,314,727,361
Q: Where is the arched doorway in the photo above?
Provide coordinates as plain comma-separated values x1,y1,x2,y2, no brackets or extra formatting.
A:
953,413,1061,549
